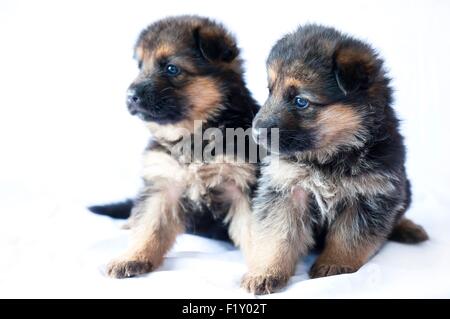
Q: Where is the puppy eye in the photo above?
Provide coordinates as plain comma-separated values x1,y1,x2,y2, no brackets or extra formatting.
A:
165,64,180,76
294,96,310,109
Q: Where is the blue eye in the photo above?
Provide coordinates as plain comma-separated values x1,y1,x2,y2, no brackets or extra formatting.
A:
294,96,309,109
166,64,180,76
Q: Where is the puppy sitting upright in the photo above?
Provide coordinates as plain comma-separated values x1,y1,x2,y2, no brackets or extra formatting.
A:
103,16,259,278
243,25,428,294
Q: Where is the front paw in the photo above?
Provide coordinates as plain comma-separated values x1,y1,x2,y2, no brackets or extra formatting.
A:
106,259,153,278
241,272,288,295
309,262,357,279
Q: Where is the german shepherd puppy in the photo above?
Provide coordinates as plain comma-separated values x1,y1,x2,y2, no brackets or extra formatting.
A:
92,16,259,278
242,24,429,294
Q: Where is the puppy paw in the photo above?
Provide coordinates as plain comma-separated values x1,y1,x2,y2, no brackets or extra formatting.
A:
106,259,153,278
309,263,357,279
241,273,288,295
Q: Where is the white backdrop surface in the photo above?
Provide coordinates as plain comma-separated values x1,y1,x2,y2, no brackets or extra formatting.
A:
0,0,449,298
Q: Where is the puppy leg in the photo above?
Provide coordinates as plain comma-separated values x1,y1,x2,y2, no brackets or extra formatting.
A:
199,161,257,253
225,184,253,253
242,185,314,294
310,198,396,278
107,184,185,278
309,234,381,279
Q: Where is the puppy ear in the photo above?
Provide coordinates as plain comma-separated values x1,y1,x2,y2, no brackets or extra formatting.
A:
333,40,379,95
194,26,239,63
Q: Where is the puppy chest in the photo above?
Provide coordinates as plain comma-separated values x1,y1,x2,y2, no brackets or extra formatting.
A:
273,163,341,219
291,178,339,220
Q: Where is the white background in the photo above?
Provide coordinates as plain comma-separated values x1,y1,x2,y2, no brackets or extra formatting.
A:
1,0,449,298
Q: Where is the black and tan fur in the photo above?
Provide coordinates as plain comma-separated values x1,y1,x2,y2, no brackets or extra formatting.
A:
93,16,260,278
242,24,428,294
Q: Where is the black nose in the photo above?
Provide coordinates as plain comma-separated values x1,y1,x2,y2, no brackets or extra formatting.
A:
252,117,263,129
253,115,278,130
126,89,140,114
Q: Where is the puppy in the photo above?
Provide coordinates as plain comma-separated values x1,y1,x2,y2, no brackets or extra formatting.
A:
97,16,260,278
242,24,429,294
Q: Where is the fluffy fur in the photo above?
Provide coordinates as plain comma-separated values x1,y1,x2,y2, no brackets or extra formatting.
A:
92,16,260,278
242,24,428,294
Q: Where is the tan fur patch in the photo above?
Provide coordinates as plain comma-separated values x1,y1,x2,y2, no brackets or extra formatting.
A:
144,77,222,142
136,43,175,71
331,204,364,248
315,103,363,150
106,178,185,278
129,185,185,262
185,76,222,122
309,204,383,279
283,77,302,88
144,76,222,140
267,61,280,86
141,150,256,252
154,43,175,60
312,232,380,274
336,47,374,72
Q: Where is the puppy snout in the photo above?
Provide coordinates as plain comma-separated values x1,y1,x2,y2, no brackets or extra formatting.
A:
252,117,262,130
252,114,278,130
252,115,276,145
251,127,261,144
127,89,140,104
126,89,140,114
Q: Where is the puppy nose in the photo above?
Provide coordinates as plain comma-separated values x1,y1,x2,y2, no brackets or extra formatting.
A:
126,89,140,113
253,114,278,130
127,89,139,103
252,118,263,143
253,117,262,130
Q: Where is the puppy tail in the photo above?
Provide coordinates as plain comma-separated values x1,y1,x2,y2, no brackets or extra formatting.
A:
388,217,429,244
88,199,133,219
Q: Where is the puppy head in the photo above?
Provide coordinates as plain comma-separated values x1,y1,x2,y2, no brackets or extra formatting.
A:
127,16,240,131
253,25,390,156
